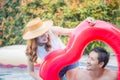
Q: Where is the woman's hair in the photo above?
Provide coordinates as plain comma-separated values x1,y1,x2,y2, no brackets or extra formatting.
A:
25,34,51,63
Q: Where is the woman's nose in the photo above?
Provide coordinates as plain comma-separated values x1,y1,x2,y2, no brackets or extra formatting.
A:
44,33,48,37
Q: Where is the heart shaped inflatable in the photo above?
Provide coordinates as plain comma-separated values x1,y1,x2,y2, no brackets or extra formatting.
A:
40,20,120,80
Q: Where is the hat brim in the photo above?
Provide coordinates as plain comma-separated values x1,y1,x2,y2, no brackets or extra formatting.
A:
23,20,53,40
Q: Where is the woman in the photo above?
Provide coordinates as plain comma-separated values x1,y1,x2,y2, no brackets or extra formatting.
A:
22,17,80,80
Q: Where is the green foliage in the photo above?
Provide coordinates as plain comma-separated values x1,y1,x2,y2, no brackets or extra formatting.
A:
84,40,105,54
0,0,25,46
79,0,120,27
0,0,120,53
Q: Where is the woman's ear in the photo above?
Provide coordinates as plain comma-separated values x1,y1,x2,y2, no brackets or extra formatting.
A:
99,62,104,68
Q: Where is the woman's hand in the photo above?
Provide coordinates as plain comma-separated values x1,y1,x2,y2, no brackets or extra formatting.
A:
85,17,96,26
30,72,43,80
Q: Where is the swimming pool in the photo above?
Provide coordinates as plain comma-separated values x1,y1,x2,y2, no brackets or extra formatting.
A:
0,62,117,80
0,66,37,80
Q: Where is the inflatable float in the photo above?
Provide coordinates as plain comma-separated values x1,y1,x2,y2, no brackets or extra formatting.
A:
40,20,120,80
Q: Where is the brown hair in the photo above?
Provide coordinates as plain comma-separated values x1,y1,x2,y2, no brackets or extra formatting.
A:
25,34,51,63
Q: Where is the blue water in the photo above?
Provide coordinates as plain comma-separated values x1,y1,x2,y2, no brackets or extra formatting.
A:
0,62,118,80
0,67,36,80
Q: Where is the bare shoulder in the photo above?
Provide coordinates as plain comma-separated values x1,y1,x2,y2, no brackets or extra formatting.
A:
105,68,117,75
104,68,118,80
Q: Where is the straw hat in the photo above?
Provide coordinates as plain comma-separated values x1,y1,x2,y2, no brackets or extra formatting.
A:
23,17,53,40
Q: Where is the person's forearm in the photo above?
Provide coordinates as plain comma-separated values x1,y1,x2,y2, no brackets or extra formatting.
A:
51,26,74,36
27,56,42,80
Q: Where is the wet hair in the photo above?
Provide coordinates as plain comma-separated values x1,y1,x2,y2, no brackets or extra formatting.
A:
92,47,110,68
25,34,51,63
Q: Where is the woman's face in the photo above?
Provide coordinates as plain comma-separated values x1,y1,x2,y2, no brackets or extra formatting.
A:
37,32,49,44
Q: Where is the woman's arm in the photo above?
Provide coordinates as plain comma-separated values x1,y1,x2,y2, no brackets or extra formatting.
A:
50,17,95,37
51,26,74,36
27,56,42,80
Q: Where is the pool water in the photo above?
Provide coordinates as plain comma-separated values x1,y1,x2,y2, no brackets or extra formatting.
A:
0,66,38,80
0,73,34,80
0,62,117,80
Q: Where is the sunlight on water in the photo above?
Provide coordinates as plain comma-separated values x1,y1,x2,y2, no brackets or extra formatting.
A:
0,73,34,80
